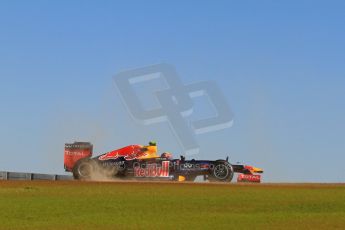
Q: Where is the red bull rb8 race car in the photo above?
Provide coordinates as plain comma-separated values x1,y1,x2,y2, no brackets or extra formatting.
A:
64,142,263,183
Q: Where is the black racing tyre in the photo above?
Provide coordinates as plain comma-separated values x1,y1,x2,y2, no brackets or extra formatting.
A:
73,158,95,180
208,162,234,182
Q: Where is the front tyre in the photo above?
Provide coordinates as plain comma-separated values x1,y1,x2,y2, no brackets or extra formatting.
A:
209,162,234,182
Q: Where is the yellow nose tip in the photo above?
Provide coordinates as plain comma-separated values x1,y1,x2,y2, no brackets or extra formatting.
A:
253,167,264,173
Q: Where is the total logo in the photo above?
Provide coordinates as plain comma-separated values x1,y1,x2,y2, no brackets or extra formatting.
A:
237,174,261,183
134,161,170,178
64,150,89,156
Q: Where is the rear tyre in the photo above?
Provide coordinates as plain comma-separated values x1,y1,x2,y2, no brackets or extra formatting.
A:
208,162,234,182
73,158,95,180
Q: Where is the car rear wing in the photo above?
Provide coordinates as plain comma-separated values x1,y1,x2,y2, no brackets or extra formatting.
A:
64,142,93,172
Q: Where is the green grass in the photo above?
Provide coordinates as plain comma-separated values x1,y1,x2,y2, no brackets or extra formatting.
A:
0,181,344,229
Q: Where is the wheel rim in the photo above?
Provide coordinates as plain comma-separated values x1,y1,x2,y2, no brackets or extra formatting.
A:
78,162,92,177
214,164,229,180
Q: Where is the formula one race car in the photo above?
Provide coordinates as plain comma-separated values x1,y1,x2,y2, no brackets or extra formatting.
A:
64,142,263,183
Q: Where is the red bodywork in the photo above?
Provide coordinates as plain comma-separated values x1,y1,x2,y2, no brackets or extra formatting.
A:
98,145,144,161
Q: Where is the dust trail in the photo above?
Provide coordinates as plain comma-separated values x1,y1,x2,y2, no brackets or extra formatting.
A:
89,163,120,182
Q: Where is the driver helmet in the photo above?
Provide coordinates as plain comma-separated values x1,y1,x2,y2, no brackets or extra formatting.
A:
161,152,173,159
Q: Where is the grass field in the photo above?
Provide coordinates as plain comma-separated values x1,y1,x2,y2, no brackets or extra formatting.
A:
0,181,344,229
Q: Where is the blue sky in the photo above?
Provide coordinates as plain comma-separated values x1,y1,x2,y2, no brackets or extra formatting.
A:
0,1,344,182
